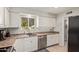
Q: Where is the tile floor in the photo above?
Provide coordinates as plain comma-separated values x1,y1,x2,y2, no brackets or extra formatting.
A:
46,45,67,52
36,44,67,52
47,41,68,52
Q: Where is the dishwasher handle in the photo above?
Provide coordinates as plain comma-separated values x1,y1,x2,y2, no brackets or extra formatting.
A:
38,35,47,39
38,36,44,38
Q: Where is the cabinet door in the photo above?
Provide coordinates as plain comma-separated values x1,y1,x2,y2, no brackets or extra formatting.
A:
47,34,59,46
4,8,10,27
24,37,38,52
0,7,4,26
52,34,59,44
23,38,31,52
13,38,24,52
47,35,53,46
30,37,38,51
10,13,20,27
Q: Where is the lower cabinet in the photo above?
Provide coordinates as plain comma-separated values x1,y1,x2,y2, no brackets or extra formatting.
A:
13,38,24,52
13,34,59,52
13,36,38,52
47,34,59,46
24,37,38,52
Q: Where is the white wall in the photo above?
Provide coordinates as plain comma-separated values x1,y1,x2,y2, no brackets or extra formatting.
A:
54,14,64,46
39,16,56,27
9,8,56,34
55,8,79,46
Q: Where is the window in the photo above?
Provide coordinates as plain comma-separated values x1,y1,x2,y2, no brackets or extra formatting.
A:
21,17,28,29
29,18,34,27
21,14,38,29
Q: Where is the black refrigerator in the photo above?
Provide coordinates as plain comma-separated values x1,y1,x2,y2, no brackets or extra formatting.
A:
68,16,79,52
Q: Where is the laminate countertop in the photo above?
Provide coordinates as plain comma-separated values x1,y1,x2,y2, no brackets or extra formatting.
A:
11,31,59,38
35,31,59,36
0,37,16,48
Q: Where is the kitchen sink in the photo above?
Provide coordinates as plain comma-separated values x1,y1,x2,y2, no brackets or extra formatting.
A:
14,33,36,39
27,33,36,36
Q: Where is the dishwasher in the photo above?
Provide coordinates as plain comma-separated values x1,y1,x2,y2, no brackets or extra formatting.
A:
38,35,47,49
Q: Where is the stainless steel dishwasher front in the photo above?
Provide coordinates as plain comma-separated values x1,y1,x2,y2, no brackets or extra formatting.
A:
38,35,47,49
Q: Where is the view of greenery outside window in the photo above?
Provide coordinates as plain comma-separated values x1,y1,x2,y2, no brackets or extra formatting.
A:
21,17,28,29
21,17,35,29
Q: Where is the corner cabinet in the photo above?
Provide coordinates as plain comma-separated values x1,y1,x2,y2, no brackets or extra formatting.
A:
47,34,59,46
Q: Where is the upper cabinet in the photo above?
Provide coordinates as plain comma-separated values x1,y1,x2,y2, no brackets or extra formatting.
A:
0,7,5,27
10,12,20,27
4,8,10,27
0,7,10,28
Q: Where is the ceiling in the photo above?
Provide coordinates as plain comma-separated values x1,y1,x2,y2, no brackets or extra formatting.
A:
9,7,78,14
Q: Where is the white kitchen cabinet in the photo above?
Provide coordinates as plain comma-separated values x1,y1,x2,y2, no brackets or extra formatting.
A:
4,8,10,27
24,36,38,52
13,36,38,52
10,12,20,27
0,7,10,27
13,38,25,52
47,34,59,46
0,7,5,26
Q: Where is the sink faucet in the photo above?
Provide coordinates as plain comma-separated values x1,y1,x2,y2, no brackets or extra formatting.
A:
50,27,54,31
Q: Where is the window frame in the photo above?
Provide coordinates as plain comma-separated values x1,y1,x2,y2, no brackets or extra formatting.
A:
20,14,39,29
